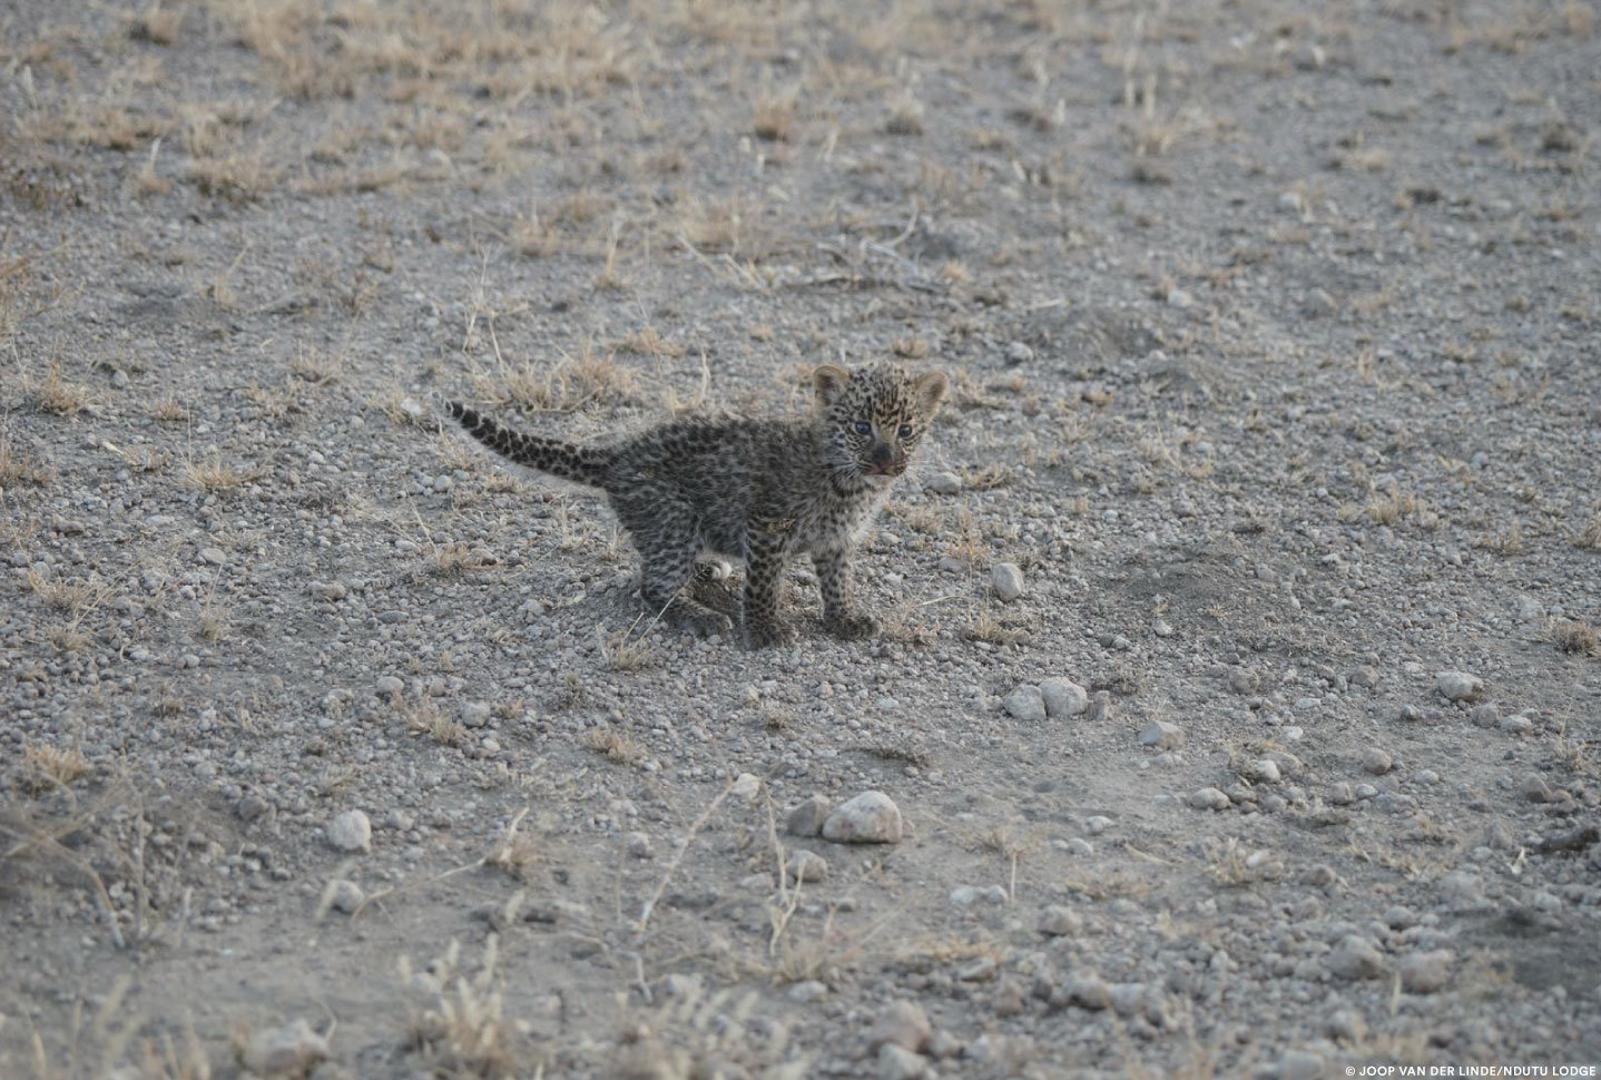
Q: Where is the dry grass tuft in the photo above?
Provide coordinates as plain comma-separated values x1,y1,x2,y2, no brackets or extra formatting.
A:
484,808,540,883
21,741,92,795
1476,521,1525,556
480,345,640,413
599,625,657,672
402,937,532,1078
964,607,1031,647
21,359,94,416
0,434,52,487
402,696,469,747
582,726,646,767
1549,618,1600,657
183,451,262,491
1575,513,1601,551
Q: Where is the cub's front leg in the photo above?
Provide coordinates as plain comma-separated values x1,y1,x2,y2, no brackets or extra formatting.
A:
814,547,877,640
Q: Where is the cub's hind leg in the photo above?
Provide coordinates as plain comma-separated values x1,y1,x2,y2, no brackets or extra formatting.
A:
634,526,735,639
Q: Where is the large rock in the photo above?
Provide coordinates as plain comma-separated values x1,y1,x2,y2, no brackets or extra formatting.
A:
1004,685,1046,721
1041,678,1089,718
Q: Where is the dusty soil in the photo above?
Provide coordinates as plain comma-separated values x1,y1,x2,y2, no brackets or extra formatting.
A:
3,1,1600,1077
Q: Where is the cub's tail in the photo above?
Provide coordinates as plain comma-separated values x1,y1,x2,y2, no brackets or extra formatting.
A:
443,400,611,487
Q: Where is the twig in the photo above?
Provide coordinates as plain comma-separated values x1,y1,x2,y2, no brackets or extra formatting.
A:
634,780,735,939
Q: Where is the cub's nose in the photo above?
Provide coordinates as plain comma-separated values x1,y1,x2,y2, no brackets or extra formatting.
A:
869,442,895,471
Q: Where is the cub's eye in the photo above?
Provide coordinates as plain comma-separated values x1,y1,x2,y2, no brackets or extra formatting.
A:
897,424,914,439
853,420,872,436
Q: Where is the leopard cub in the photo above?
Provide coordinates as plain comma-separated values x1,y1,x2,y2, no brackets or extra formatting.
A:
444,362,948,648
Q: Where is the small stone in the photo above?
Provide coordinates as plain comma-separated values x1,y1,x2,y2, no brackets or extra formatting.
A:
926,471,962,495
110,368,130,389
1248,759,1281,784
1362,747,1393,775
1040,678,1088,718
730,772,761,800
871,1001,932,1052
236,794,272,823
1277,1050,1326,1080
1438,870,1487,910
991,562,1025,602
1398,950,1453,994
878,1044,929,1080
1003,684,1046,722
374,676,404,697
1327,935,1386,980
787,980,828,1003
786,849,828,883
821,791,903,844
241,1019,329,1077
199,546,227,566
1086,691,1111,722
327,810,372,853
1326,1009,1366,1044
460,701,492,728
1039,905,1083,937
1005,341,1034,365
1059,837,1093,858
1063,973,1111,1010
625,832,653,859
1470,703,1500,728
786,794,832,837
1500,713,1534,735
1165,287,1193,309
1139,720,1185,749
950,884,1008,906
1436,670,1483,702
326,879,364,914
1084,815,1113,835
1521,775,1553,803
1188,787,1231,811
1384,905,1417,930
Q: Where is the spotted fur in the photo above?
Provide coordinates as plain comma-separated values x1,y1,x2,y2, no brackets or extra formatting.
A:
444,363,948,648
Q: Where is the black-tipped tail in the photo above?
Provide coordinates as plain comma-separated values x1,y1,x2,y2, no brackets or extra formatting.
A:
444,401,610,487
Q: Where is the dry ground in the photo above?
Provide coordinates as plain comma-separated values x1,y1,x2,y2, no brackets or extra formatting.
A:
2,1,1600,1077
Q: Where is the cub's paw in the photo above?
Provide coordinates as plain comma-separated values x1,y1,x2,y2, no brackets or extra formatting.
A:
825,611,878,641
745,618,798,649
681,609,735,638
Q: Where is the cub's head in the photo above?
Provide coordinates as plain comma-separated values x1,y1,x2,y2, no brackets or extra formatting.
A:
814,362,948,487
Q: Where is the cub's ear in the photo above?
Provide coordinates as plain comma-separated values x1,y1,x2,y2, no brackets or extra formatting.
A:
813,364,851,406
912,370,948,414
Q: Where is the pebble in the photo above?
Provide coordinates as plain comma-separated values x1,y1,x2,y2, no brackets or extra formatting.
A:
1005,341,1034,365
1520,775,1553,803
1086,692,1111,722
1500,714,1533,735
730,772,762,800
926,471,962,495
625,832,653,859
326,879,364,914
1398,949,1453,994
1277,1050,1326,1080
1139,720,1185,750
786,849,829,883
1059,837,1093,858
1003,684,1046,722
1039,905,1084,937
787,980,828,1003
821,791,903,844
878,1044,929,1080
1438,869,1488,910
199,546,227,566
1188,787,1231,811
1063,972,1112,1010
374,676,404,697
326,810,372,853
1084,815,1112,835
1470,703,1500,728
241,1019,329,1077
1327,935,1386,980
1436,670,1483,702
1040,678,1088,718
786,794,832,837
1362,748,1393,775
1248,759,1281,784
991,562,1025,602
871,1001,932,1052
950,884,1009,906
460,701,491,728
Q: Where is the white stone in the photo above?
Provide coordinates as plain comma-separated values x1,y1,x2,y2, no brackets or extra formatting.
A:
991,562,1025,602
1004,684,1046,721
822,791,903,844
1139,720,1185,749
1436,670,1483,702
1041,678,1088,718
327,810,372,853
